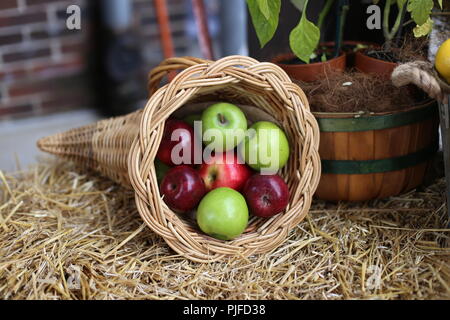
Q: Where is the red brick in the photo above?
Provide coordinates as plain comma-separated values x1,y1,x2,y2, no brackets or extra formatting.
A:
0,12,47,28
30,27,74,40
8,73,88,98
0,33,23,45
0,0,17,10
40,86,92,114
0,104,34,118
41,95,89,112
26,0,63,6
0,56,84,81
8,81,50,97
31,56,85,75
3,47,51,63
61,41,86,54
0,67,28,81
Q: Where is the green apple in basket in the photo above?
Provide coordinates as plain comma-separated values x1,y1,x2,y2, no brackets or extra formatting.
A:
201,102,247,152
196,187,249,240
238,121,289,174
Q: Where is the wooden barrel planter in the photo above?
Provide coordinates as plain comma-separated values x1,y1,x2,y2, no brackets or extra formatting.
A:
313,100,439,202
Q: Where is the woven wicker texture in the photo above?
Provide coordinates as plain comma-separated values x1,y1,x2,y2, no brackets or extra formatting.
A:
38,55,321,262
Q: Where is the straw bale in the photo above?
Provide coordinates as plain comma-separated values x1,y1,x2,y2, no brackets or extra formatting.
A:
0,158,448,300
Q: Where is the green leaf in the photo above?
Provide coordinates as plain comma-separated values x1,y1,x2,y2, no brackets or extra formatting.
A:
247,0,281,48
407,0,434,26
290,0,307,11
438,0,443,10
289,1,320,64
413,17,434,37
256,0,270,20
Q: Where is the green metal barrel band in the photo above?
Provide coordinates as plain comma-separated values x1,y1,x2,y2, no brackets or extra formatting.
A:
321,142,439,174
316,102,438,132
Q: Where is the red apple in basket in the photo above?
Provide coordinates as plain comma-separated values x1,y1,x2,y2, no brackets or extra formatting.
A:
160,165,206,213
242,174,290,218
198,151,253,192
157,119,197,166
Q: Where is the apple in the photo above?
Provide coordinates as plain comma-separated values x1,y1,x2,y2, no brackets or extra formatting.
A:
183,113,202,127
238,121,289,173
155,158,171,185
242,174,289,218
196,187,249,240
157,119,197,166
198,151,252,192
201,102,247,152
160,165,206,213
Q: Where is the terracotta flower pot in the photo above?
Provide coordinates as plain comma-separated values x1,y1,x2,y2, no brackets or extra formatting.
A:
339,40,380,68
354,50,397,79
272,52,347,82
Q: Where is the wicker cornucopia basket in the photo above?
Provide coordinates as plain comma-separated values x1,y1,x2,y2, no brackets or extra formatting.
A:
37,55,321,262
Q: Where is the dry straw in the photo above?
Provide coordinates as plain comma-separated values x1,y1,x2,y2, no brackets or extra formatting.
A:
37,56,322,262
0,158,448,299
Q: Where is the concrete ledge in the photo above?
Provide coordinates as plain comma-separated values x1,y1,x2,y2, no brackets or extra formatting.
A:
0,109,100,172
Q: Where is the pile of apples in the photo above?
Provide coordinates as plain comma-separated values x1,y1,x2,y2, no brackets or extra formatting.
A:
156,102,291,241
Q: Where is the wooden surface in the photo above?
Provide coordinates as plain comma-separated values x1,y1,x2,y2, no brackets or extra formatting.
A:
315,107,439,202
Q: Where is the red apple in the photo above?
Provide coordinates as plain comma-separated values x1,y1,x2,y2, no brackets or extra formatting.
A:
157,119,197,166
198,151,252,192
242,174,289,218
160,165,206,213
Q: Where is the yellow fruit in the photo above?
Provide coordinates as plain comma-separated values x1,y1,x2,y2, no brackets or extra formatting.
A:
435,38,450,83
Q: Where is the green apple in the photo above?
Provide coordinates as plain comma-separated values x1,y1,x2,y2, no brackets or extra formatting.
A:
183,113,202,127
201,102,247,152
196,187,249,240
238,121,290,173
155,158,171,185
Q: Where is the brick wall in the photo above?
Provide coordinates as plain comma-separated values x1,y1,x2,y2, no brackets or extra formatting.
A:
0,0,211,119
0,0,92,119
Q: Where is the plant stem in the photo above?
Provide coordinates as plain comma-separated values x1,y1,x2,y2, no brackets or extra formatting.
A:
383,0,406,49
395,2,407,47
334,0,348,57
383,0,392,43
338,3,349,51
317,0,335,32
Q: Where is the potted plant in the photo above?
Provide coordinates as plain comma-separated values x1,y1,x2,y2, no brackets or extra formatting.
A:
247,0,348,82
248,0,441,202
355,0,443,78
309,1,443,202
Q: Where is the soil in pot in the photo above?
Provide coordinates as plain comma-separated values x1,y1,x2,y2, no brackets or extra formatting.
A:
296,72,439,202
296,71,429,113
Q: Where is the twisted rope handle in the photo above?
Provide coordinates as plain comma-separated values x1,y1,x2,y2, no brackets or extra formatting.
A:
391,61,449,104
